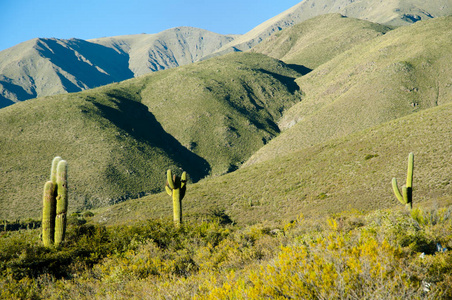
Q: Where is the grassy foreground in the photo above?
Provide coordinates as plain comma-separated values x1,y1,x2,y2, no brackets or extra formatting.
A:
1,203,452,299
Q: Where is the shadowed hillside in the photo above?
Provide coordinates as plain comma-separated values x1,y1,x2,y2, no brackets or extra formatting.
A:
245,16,452,167
93,102,452,226
132,52,302,176
0,52,302,219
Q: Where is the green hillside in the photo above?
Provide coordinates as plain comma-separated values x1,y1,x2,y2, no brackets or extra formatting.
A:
246,16,452,167
251,14,392,69
0,52,302,220
92,102,452,226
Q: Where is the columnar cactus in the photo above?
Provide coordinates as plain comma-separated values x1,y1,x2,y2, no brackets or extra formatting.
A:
165,169,187,227
392,153,414,210
42,181,56,247
42,156,68,247
54,159,68,246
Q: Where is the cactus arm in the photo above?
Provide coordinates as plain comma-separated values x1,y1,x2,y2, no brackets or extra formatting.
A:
392,178,405,204
180,171,187,199
42,181,56,247
392,153,414,211
50,156,62,183
406,152,414,188
55,160,68,247
181,172,187,189
167,170,175,189
180,187,186,200
165,185,173,196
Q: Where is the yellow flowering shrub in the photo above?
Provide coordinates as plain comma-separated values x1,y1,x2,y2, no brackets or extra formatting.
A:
1,207,451,299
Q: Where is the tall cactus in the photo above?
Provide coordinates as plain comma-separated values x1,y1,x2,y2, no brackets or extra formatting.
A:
165,169,187,227
42,156,68,247
42,181,56,247
392,153,414,210
54,160,68,246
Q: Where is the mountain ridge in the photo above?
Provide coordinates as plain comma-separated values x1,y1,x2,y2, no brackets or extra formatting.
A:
209,0,452,58
0,27,237,108
1,0,451,108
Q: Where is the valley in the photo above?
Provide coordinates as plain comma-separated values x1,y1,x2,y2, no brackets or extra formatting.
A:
0,1,451,298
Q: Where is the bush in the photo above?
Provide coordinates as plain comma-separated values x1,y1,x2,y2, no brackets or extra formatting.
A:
1,206,451,299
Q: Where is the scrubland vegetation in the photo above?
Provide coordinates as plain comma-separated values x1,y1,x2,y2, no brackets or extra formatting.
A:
1,204,452,299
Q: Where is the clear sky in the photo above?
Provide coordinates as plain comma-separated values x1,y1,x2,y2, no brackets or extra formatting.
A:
0,0,302,52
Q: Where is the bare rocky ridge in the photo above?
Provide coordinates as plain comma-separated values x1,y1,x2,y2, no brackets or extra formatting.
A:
0,27,236,108
89,27,237,77
210,0,452,58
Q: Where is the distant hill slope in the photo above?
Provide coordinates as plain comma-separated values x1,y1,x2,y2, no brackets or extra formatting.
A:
0,52,302,220
92,102,452,226
245,16,452,167
0,27,236,108
211,0,452,57
251,14,392,69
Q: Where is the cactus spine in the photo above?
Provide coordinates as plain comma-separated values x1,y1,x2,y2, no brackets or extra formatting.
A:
42,157,68,247
392,153,414,210
165,169,187,227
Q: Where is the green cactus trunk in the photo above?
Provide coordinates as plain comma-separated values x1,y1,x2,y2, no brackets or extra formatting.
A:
54,160,68,246
165,169,187,227
392,153,414,210
42,157,68,247
42,181,56,247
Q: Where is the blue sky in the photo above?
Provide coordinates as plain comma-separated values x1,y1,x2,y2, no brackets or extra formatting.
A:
0,0,302,52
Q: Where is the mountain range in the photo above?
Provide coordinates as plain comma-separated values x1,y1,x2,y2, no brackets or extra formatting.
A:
0,1,451,222
1,0,451,108
0,27,236,108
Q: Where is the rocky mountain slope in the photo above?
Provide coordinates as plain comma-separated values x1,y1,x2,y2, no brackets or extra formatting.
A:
210,0,452,57
0,27,235,108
